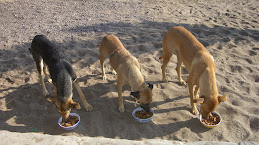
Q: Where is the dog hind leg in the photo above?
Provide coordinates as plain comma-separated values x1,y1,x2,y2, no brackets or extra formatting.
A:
39,59,49,97
100,55,107,80
43,62,52,83
161,52,172,83
161,36,175,83
175,53,186,85
111,68,117,75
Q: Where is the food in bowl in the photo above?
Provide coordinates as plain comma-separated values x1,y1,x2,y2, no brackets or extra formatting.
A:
201,112,220,125
60,116,79,127
134,110,153,119
199,111,222,128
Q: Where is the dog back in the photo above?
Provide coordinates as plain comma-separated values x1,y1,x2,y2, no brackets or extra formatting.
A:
166,26,210,71
99,35,125,58
54,62,74,102
30,35,67,66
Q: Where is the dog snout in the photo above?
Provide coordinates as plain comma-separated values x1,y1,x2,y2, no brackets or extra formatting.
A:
201,111,211,120
61,111,70,122
140,104,150,112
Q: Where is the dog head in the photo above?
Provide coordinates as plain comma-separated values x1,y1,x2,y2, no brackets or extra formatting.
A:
131,83,153,112
194,95,227,119
45,95,81,121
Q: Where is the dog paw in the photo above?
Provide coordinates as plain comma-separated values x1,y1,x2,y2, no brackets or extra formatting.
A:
162,78,168,83
45,94,53,102
102,75,107,80
119,106,125,112
192,109,199,115
180,80,187,86
47,78,52,83
85,104,93,111
84,104,93,111
112,70,117,75
43,90,49,97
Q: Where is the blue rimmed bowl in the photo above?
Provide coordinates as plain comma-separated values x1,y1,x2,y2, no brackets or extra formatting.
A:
132,107,154,123
58,113,80,130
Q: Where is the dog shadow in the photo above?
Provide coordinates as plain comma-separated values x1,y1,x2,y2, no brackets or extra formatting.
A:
0,76,210,139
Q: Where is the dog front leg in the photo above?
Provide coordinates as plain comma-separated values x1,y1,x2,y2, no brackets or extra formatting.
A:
187,80,199,115
73,81,93,111
117,81,125,112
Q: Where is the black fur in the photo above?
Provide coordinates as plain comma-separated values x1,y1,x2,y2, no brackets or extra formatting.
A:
148,83,153,90
140,104,150,112
130,91,140,99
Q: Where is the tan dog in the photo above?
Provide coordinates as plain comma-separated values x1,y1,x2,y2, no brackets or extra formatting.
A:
99,34,153,112
160,26,227,119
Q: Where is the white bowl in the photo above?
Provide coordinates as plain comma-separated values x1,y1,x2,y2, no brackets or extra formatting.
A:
132,107,154,123
199,111,222,128
58,113,80,130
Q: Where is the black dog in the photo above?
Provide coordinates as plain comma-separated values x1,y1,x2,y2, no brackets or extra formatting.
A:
29,35,93,121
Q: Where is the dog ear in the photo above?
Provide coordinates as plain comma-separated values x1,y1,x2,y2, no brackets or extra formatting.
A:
148,83,153,90
130,91,140,99
45,95,57,103
69,102,81,109
218,95,227,103
193,97,205,104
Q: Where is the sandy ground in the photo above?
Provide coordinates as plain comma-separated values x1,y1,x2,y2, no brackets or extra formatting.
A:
1,131,246,145
0,0,258,144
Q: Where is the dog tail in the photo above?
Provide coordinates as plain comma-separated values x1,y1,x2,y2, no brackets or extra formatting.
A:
159,55,163,60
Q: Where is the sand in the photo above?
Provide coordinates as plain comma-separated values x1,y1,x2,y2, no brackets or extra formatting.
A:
0,0,258,144
1,131,244,145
